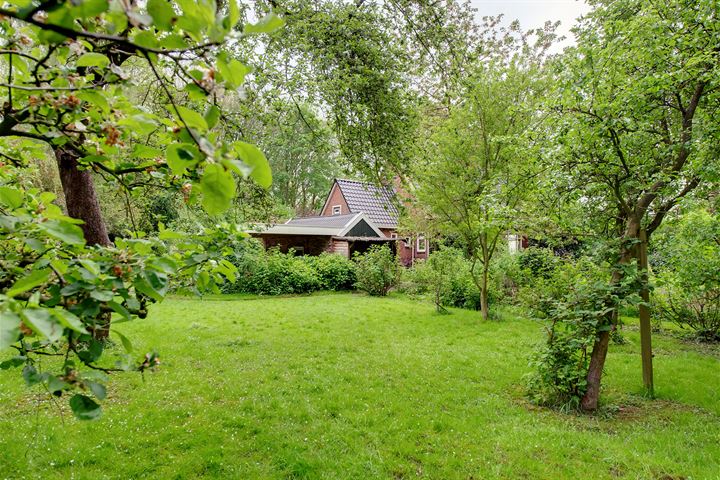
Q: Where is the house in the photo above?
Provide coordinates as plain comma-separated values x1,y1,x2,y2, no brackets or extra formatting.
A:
252,178,429,265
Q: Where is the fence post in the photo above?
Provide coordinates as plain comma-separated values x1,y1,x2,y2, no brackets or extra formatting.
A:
638,228,654,396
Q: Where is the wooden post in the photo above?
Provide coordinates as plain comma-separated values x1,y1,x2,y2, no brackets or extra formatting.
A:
637,228,654,396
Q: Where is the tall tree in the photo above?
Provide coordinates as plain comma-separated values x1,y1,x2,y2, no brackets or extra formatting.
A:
549,0,720,410
413,53,549,320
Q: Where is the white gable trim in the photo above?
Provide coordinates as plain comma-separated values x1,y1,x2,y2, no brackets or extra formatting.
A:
338,212,386,238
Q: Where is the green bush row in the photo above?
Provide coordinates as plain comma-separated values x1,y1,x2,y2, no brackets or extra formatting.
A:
223,240,356,295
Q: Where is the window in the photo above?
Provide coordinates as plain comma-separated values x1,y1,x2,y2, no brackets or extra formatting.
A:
416,236,427,253
390,233,398,239
331,205,342,215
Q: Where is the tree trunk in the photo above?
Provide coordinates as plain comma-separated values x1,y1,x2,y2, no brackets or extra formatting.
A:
55,146,112,339
581,329,610,411
55,147,111,247
581,216,640,411
480,263,489,321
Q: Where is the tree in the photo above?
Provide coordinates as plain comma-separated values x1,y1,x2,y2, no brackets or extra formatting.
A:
0,0,279,418
413,51,548,320
548,0,720,410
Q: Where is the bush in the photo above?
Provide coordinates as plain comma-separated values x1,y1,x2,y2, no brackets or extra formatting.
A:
651,209,720,341
517,247,560,279
223,240,355,295
353,245,400,296
309,253,356,291
516,255,610,318
655,280,720,342
526,278,641,410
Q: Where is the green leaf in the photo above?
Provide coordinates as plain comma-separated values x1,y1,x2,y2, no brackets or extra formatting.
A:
233,141,272,189
133,144,162,159
166,143,198,175
6,268,50,297
217,56,250,89
0,312,21,349
21,308,62,342
23,365,43,386
133,30,159,49
90,290,114,301
244,12,285,35
77,90,110,113
226,0,239,30
112,329,133,353
79,259,100,276
38,220,86,245
69,394,102,421
51,308,88,334
87,381,107,400
47,375,68,393
171,105,208,131
147,0,176,31
0,356,26,370
107,301,131,321
159,33,188,50
69,0,109,18
76,52,110,68
0,186,23,209
205,105,221,129
200,164,235,215
133,277,164,302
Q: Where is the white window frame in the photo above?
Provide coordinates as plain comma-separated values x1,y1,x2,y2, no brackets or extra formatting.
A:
390,233,398,239
416,236,427,253
331,205,342,215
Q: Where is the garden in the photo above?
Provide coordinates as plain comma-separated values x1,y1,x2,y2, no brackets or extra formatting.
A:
1,0,719,478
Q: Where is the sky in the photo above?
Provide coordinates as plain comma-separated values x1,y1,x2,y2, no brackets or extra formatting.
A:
469,0,591,50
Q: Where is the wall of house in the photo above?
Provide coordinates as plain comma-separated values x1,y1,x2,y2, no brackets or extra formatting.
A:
320,183,349,216
257,234,332,256
330,239,349,258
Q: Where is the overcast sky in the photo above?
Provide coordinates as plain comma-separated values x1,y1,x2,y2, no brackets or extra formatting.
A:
469,0,591,49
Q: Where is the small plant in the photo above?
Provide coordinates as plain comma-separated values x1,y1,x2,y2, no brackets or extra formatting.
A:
656,286,720,342
353,245,400,296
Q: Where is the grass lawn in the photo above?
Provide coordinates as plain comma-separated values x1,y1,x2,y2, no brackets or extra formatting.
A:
1,293,718,479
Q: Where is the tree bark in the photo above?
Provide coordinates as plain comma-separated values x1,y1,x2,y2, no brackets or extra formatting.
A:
55,147,111,247
581,216,640,411
55,146,112,339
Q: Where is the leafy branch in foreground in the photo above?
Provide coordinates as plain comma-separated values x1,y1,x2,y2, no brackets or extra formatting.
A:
0,0,282,419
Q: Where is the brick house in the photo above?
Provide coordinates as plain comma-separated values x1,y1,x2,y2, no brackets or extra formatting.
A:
253,178,429,265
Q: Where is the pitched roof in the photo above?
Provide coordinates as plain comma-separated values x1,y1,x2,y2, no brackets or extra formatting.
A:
256,212,386,238
334,179,399,227
285,214,358,228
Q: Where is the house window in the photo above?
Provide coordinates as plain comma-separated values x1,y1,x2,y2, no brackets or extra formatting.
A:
390,233,398,239
332,205,342,215
416,236,427,253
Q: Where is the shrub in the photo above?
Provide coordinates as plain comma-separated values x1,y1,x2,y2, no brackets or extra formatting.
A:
526,278,640,410
516,255,610,318
353,245,400,296
655,280,720,342
517,247,560,280
651,209,720,341
309,253,356,290
222,241,350,295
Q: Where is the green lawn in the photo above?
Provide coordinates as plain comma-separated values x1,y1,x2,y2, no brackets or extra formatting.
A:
1,293,718,479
